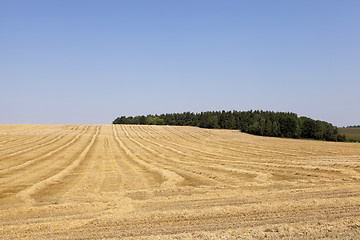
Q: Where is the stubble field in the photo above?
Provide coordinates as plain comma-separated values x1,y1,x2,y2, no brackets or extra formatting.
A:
0,124,360,239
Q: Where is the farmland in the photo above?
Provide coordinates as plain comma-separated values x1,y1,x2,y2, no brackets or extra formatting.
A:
1,124,360,239
339,127,360,141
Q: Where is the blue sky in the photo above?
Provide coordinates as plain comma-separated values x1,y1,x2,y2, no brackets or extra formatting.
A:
1,0,359,126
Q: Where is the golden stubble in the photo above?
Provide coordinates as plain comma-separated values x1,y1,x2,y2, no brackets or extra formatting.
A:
0,124,359,239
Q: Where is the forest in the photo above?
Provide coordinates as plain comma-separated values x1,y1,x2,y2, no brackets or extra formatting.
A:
113,110,346,142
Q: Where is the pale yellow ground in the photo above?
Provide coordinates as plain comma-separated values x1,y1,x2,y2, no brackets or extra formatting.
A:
0,124,360,239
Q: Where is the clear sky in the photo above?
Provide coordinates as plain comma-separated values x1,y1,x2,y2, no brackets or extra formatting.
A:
1,0,359,126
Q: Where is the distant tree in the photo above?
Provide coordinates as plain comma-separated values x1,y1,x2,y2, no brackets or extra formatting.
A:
139,115,147,124
279,115,299,138
272,121,281,137
113,110,344,142
300,117,318,138
337,134,347,142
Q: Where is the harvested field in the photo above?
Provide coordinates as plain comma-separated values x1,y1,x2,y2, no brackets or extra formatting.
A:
1,124,360,239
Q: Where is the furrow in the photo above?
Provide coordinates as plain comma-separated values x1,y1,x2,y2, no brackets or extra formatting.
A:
111,124,159,190
114,125,182,188
0,126,79,161
16,125,101,205
132,125,264,185
0,125,75,153
125,125,221,186
0,125,90,176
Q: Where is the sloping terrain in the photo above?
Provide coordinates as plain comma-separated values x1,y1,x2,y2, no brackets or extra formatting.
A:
0,124,360,239
339,127,360,141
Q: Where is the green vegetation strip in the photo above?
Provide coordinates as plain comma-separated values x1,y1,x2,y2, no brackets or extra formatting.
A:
338,128,360,141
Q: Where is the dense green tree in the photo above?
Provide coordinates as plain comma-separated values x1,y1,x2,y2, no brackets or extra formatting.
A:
279,115,299,138
300,117,318,138
139,115,147,124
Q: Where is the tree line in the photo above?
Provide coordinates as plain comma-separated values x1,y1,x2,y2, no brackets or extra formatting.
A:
113,110,346,142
